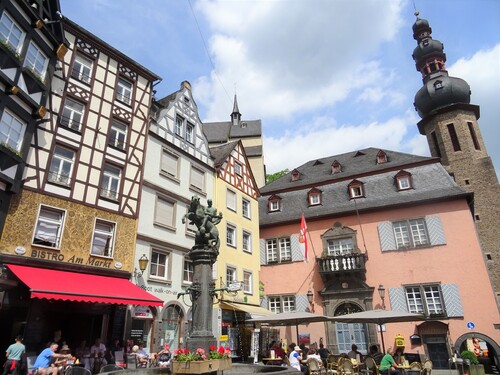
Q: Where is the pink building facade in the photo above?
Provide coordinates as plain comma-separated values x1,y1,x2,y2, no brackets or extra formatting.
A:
258,149,499,369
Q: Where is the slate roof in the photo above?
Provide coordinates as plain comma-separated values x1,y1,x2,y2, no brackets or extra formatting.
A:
203,120,262,142
210,141,239,166
259,148,469,226
260,148,437,194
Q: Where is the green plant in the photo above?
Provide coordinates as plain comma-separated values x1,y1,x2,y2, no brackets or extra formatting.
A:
0,142,22,158
174,346,231,362
0,38,21,60
461,350,479,365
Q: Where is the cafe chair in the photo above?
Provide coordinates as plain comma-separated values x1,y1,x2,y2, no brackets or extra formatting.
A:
422,360,433,375
340,357,359,375
362,356,380,375
66,367,92,375
408,362,423,375
307,359,325,375
283,356,291,367
99,365,124,373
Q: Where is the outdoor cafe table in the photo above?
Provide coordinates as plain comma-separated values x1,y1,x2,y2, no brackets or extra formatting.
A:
263,357,283,365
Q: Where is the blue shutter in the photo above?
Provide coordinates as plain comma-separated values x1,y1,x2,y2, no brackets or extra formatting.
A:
378,222,396,251
260,239,267,265
295,295,309,312
425,216,446,246
291,234,303,261
388,287,408,312
260,296,268,309
441,283,464,317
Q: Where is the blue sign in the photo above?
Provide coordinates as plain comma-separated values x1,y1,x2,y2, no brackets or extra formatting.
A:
466,321,475,330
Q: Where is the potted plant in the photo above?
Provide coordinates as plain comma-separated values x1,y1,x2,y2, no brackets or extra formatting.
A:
173,346,232,374
460,350,485,375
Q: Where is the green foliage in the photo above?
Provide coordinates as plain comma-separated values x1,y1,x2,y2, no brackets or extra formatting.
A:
266,169,289,185
460,350,479,365
0,142,22,158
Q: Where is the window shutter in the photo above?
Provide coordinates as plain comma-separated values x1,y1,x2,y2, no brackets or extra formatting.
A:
378,222,396,251
291,234,303,261
260,296,268,309
156,198,174,227
295,294,309,312
425,216,446,246
190,167,204,190
161,151,177,176
441,283,464,317
388,287,408,312
260,239,267,265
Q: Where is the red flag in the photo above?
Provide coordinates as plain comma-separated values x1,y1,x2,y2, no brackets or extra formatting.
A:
299,214,308,262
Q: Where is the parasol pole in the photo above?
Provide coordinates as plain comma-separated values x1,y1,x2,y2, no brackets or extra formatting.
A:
379,323,386,353
296,324,300,344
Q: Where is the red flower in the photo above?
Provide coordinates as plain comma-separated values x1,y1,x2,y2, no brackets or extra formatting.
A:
218,346,225,354
210,345,217,351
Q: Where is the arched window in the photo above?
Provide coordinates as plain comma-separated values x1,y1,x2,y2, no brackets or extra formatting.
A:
161,305,184,351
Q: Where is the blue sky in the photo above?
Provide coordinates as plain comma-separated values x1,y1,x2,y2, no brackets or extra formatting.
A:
59,0,500,174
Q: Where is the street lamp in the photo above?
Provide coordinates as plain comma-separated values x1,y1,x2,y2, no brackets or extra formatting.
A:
378,284,386,309
134,254,149,277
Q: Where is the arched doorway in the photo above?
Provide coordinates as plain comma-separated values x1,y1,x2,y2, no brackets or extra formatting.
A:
454,333,500,374
334,303,368,353
161,304,184,351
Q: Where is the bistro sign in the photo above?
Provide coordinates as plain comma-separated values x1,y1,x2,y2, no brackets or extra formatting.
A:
30,249,112,268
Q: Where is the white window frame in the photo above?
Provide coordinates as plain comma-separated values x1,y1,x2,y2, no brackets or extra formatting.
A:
24,41,48,79
269,295,295,313
175,116,183,136
242,231,252,253
266,237,291,263
327,238,354,256
48,145,75,186
108,119,127,150
189,166,205,193
350,185,363,198
393,218,429,249
155,196,175,229
150,250,170,281
161,149,179,179
116,78,132,105
61,98,84,131
90,219,116,257
183,258,193,284
242,198,251,219
32,205,66,249
226,224,236,248
269,200,280,212
243,270,253,294
397,176,411,190
100,164,121,201
0,109,26,151
226,189,237,212
309,193,321,205
234,161,242,176
185,122,194,143
405,285,445,317
0,11,25,52
226,265,237,287
71,53,93,84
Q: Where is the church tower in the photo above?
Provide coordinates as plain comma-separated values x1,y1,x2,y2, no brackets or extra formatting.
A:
411,13,500,304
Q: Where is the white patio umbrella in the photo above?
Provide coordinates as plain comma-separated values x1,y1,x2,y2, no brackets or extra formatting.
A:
248,311,334,343
332,309,425,352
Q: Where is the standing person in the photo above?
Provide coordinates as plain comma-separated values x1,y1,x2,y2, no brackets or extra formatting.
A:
32,343,70,375
3,336,25,375
289,346,307,375
318,343,329,363
379,348,400,375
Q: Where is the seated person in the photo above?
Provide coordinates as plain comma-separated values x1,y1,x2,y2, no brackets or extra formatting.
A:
156,344,171,368
53,345,73,375
347,344,362,361
131,345,149,367
379,348,400,375
318,344,329,362
369,344,384,365
75,340,91,370
267,342,285,365
306,349,323,367
393,348,405,366
33,343,71,375
90,338,108,372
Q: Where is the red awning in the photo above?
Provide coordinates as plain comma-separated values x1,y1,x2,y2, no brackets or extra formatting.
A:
7,264,163,307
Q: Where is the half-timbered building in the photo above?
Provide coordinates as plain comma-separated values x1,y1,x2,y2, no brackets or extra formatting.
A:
0,17,162,352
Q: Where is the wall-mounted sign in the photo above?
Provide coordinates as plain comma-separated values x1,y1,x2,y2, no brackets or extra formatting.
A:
132,306,153,319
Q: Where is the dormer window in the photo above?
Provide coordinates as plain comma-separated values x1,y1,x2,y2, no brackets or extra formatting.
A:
268,195,281,212
291,169,300,182
376,150,388,164
332,160,342,174
434,80,443,90
348,180,364,199
308,188,322,206
395,170,413,191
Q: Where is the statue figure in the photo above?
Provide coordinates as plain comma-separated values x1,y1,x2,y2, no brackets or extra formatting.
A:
182,196,223,254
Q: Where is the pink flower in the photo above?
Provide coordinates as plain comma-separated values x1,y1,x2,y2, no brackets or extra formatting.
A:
202,354,206,359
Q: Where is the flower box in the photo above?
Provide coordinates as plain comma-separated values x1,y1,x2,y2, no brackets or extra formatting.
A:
173,358,232,374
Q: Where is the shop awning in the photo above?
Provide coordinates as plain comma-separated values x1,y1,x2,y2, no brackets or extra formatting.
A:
220,301,275,316
7,264,163,307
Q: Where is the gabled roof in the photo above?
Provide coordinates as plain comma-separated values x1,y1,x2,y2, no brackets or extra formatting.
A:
260,147,437,194
210,141,239,166
203,119,262,142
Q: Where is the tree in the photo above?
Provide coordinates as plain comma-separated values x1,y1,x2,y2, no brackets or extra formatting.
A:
265,169,289,185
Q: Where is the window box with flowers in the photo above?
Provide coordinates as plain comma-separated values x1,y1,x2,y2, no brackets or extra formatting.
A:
173,346,232,374
0,39,21,69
